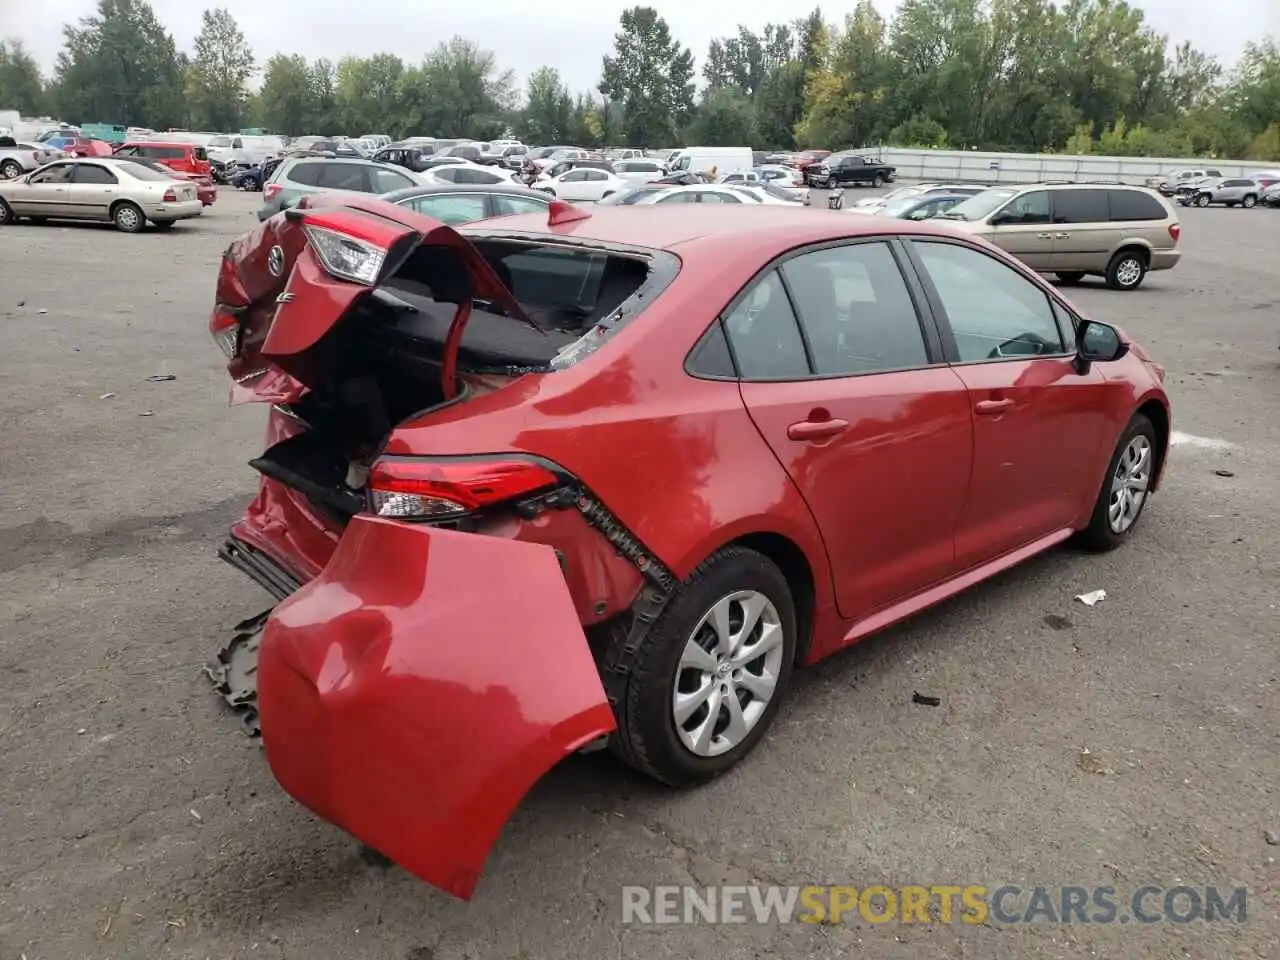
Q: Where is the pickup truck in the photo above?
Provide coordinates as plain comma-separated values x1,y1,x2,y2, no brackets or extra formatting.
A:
805,154,896,188
0,136,62,179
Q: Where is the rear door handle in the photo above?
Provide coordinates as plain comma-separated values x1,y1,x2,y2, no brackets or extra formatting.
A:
975,399,1015,415
1055,232,1070,239
1037,232,1052,239
787,418,849,441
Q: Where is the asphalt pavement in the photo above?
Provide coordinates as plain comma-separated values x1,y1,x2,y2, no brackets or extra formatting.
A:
0,186,1277,960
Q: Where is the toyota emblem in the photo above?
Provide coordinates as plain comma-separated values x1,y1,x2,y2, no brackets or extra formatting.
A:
267,245,284,277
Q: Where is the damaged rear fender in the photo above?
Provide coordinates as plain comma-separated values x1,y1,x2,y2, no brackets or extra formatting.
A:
256,515,616,899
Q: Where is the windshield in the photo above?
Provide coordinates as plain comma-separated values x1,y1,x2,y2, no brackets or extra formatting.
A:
208,136,231,148
601,186,666,205
937,188,1016,221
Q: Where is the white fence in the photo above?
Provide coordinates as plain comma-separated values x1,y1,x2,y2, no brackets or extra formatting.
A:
873,147,1263,185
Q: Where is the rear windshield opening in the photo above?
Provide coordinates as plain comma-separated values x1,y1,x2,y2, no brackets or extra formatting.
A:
376,239,655,371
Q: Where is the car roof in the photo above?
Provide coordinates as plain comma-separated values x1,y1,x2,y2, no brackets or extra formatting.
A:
458,204,975,257
287,156,379,166
123,140,190,148
379,183,550,203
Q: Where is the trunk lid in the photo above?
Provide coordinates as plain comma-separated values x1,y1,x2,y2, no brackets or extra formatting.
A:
211,195,537,405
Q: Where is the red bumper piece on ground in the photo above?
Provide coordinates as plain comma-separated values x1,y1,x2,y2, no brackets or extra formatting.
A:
257,515,616,899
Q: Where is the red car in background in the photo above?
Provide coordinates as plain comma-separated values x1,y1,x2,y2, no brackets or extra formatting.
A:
64,138,113,158
114,141,216,205
207,198,1171,900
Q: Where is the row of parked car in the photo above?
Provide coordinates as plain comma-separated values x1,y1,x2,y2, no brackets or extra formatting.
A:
1146,167,1280,208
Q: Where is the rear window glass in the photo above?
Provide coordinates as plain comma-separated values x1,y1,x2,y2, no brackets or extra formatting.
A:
286,162,322,186
143,146,185,160
122,163,176,181
377,239,676,370
1108,190,1166,221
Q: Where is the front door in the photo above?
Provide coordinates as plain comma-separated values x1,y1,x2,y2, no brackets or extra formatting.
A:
10,162,74,216
728,239,974,620
986,188,1054,270
906,238,1108,569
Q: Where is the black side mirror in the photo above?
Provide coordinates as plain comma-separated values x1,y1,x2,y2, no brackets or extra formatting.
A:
1075,319,1128,372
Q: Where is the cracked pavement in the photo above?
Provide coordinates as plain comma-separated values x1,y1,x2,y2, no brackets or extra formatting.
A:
0,188,1277,959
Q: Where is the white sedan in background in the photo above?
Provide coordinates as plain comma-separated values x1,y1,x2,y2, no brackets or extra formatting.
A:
420,161,518,187
622,183,806,205
534,167,629,202
613,158,667,184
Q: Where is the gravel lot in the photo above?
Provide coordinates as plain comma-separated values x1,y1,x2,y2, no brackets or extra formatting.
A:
1,186,1277,960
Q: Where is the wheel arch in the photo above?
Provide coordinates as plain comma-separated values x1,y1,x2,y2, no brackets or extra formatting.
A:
727,531,817,665
1112,242,1151,266
1135,395,1170,491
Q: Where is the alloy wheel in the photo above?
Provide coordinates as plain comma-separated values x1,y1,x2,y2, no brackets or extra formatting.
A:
672,590,785,758
1108,435,1151,533
1115,257,1143,288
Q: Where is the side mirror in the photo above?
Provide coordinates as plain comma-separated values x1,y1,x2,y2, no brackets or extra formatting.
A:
1075,319,1128,372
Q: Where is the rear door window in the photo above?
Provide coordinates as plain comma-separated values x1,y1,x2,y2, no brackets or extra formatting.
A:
721,270,810,379
1051,189,1109,224
406,193,488,224
315,163,366,190
1108,189,1166,221
286,162,321,187
369,165,415,192
492,195,549,217
72,163,118,184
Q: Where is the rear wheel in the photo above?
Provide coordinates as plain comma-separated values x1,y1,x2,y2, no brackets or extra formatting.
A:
1055,271,1085,285
1242,194,1257,208
0,160,22,179
112,201,145,233
1076,414,1157,551
610,547,797,786
872,174,884,188
0,198,13,225
1105,250,1147,290
1195,193,1211,207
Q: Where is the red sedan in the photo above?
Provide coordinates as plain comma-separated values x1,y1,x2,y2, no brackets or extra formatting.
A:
208,197,1171,900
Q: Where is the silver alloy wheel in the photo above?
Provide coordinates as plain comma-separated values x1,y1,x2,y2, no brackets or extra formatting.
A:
0,161,21,179
1115,257,1143,288
116,205,140,230
672,590,785,757
1108,434,1152,533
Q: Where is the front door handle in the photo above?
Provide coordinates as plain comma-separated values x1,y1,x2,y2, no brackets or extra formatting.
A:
787,418,849,441
1037,232,1052,239
1055,232,1070,239
975,399,1015,415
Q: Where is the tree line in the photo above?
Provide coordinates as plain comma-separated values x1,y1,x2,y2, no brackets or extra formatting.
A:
1,0,1277,160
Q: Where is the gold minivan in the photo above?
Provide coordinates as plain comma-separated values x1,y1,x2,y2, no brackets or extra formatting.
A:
933,182,1181,290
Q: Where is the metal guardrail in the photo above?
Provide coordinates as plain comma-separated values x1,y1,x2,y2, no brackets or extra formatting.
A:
872,148,1263,186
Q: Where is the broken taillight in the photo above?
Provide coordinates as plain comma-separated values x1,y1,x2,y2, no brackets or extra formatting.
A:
210,309,241,359
368,456,564,519
304,224,387,285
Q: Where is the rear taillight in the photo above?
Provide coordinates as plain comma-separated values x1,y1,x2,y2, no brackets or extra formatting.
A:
368,456,564,519
304,224,387,285
264,183,282,200
162,188,177,202
1168,222,1180,242
210,309,241,359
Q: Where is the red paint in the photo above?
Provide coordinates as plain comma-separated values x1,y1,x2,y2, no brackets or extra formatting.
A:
214,200,1172,897
257,516,616,899
113,140,212,181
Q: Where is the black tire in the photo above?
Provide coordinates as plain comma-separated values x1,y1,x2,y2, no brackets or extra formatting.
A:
1242,194,1257,208
1075,414,1157,552
872,174,884,188
111,201,145,233
1104,249,1147,291
609,547,797,787
1055,271,1085,285
0,197,13,225
0,160,22,180
1195,193,1211,207
153,220,175,230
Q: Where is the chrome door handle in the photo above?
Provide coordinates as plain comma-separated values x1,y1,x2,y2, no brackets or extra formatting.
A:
1037,232,1052,239
1055,232,1070,239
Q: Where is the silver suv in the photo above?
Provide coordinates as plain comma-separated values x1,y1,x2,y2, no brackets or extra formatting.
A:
1176,177,1261,208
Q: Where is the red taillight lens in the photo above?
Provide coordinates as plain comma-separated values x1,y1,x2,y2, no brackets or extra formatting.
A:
210,309,240,359
368,457,563,519
162,187,177,201
264,183,282,200
1168,222,1180,242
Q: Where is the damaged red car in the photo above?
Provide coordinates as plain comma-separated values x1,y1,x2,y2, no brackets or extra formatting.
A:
207,196,1171,900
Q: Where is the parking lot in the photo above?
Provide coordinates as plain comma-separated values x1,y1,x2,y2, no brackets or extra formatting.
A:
1,186,1277,960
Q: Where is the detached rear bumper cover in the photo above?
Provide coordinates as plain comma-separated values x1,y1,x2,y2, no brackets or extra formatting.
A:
257,515,616,900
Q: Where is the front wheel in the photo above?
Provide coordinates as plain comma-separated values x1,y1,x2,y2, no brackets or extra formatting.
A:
0,197,13,224
872,174,884,188
1075,414,1157,551
609,547,797,786
1195,193,1211,207
1242,194,1257,208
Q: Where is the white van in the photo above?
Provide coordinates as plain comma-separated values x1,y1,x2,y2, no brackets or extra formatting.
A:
207,133,287,167
668,146,753,178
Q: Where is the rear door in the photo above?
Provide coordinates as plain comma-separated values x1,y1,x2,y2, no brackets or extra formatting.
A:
903,238,1109,568
729,239,973,620
1048,188,1117,272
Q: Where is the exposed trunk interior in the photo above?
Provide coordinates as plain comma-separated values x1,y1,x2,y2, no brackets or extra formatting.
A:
250,236,650,523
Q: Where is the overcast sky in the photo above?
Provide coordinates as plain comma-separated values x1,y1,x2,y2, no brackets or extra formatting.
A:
2,0,1276,93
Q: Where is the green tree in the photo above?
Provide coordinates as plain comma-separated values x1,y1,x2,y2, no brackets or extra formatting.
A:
397,38,513,139
0,40,46,115
51,0,186,128
257,54,312,136
520,67,573,143
687,87,758,146
185,8,256,131
334,54,404,133
599,6,695,147
307,58,339,133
